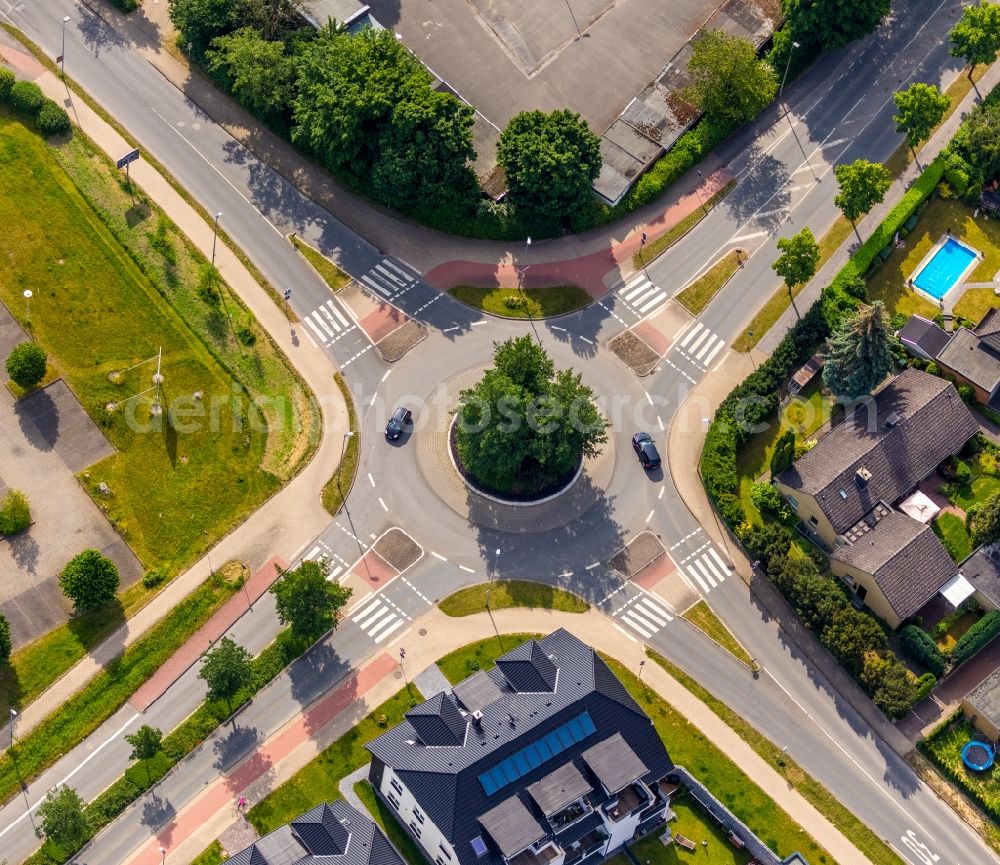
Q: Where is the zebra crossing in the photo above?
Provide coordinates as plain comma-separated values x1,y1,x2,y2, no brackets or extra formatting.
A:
301,544,348,583
616,594,674,639
618,273,668,317
350,595,411,643
359,258,419,300
676,322,726,369
303,299,354,346
680,545,729,595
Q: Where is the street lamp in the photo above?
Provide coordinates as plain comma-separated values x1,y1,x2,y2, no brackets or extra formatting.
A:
211,212,222,267
23,289,32,331
159,846,166,865
778,40,800,104
9,708,16,748
638,659,646,681
336,431,354,495
694,170,708,215
485,548,504,650
60,16,70,78
747,331,756,370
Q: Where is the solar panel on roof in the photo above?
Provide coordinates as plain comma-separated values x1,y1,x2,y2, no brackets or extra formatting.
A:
477,711,596,796
471,836,489,858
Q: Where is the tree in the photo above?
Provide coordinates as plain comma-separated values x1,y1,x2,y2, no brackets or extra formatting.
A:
38,786,89,851
861,652,918,718
206,28,297,127
59,549,120,611
782,0,891,50
455,336,608,493
125,725,163,782
0,614,11,665
199,636,252,714
833,159,892,243
271,559,353,638
292,27,475,210
822,301,896,400
950,2,1000,83
821,607,886,673
686,29,778,131
497,109,601,224
769,429,796,477
772,227,819,303
168,0,241,60
0,489,30,535
893,83,949,168
970,489,1000,545
5,341,46,390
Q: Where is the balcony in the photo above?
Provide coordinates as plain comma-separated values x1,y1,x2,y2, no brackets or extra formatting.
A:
603,783,650,822
549,800,591,830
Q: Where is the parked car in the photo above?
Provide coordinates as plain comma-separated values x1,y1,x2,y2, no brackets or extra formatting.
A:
632,432,661,469
385,407,412,440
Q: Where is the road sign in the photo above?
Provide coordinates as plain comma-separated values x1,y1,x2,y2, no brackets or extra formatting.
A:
116,148,140,170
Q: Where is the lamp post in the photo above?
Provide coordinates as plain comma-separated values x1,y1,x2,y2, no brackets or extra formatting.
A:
485,548,504,650
747,331,756,370
562,0,582,38
211,212,222,267
9,708,16,748
23,289,32,331
638,660,646,681
519,236,532,285
694,170,708,215
60,16,70,78
159,846,166,865
336,431,354,495
778,40,800,104
399,647,409,688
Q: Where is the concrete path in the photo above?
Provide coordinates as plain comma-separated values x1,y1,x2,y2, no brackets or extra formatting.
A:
122,608,872,865
0,41,348,745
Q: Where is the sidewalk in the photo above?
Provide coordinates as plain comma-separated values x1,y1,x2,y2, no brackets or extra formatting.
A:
120,607,873,865
0,39,348,744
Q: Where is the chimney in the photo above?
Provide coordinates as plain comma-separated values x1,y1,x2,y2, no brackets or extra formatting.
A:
855,467,872,488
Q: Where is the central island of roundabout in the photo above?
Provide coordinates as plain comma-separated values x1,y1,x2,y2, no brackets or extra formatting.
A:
413,335,620,534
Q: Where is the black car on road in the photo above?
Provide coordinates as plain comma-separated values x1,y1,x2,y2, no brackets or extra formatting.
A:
385,407,412,440
632,432,661,469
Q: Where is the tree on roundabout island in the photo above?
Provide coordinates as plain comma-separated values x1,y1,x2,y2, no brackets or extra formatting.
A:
454,336,608,496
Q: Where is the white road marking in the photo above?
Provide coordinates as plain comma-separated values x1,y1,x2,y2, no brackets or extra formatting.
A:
471,321,487,327
368,473,375,487
432,551,447,561
658,488,664,499
730,230,768,242
458,565,475,574
374,617,407,643
623,610,656,637
551,325,566,332
703,339,726,365
644,392,653,406
645,510,654,524
380,370,392,382
679,322,703,348
657,416,664,430
379,497,388,511
585,562,600,570
577,335,594,345
369,393,377,407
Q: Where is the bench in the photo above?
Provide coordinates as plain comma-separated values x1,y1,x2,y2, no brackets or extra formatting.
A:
673,834,696,851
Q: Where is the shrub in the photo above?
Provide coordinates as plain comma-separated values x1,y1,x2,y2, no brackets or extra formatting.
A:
59,549,120,611
914,672,937,702
142,569,165,589
504,295,526,310
108,0,141,10
821,607,887,673
954,460,972,484
0,489,30,535
899,625,946,677
751,482,786,515
5,340,47,389
236,326,256,346
739,522,792,569
0,614,10,665
863,652,919,718
926,361,940,376
36,100,71,137
769,429,796,476
957,383,976,405
952,610,1000,667
8,80,45,115
0,68,15,101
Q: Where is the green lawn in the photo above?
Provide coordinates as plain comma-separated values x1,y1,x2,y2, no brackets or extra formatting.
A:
438,581,588,617
676,251,741,315
630,798,750,865
603,656,830,864
0,111,317,575
634,180,736,269
435,634,540,686
934,612,978,654
355,780,430,865
291,234,351,292
322,372,359,516
646,651,904,865
940,451,1000,512
447,284,591,319
932,513,972,563
248,684,422,833
920,714,1000,824
187,842,225,865
682,601,753,666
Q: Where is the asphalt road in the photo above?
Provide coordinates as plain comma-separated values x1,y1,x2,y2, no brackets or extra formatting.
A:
0,1,994,864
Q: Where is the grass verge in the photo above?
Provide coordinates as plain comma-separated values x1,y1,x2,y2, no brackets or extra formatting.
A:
682,601,753,665
932,512,973,563
676,250,743,315
188,842,225,865
27,627,318,864
322,373,359,515
438,581,588,617
248,684,422,833
290,234,351,293
606,654,832,865
0,571,242,805
435,634,541,686
0,21,296,322
632,180,737,269
447,284,592,319
645,650,906,865
355,780,429,865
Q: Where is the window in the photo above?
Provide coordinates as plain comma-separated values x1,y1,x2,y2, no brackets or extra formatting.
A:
388,793,400,809
413,807,425,824
855,584,868,601
786,495,799,511
808,516,819,527
390,778,403,796
439,845,452,860
436,858,445,865
409,821,422,839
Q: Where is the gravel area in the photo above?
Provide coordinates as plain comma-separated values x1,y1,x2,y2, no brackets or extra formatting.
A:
609,330,660,376
608,530,665,577
376,320,427,361
374,527,422,572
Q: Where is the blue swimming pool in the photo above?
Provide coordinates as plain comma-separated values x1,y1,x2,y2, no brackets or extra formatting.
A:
913,237,979,300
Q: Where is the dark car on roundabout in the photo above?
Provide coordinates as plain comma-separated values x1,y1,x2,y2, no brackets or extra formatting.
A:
385,407,412,441
632,432,661,469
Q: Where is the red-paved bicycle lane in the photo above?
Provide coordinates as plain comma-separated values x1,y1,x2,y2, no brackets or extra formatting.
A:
129,651,399,865
423,169,732,297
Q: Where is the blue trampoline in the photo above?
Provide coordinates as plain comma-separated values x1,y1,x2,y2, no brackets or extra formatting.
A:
961,740,995,772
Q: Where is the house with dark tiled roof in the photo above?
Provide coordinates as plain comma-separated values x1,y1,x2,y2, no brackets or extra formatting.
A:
898,315,950,361
227,801,406,865
936,309,1000,408
774,368,978,627
365,631,675,865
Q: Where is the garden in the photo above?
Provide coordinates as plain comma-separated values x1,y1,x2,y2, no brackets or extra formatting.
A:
920,713,1000,828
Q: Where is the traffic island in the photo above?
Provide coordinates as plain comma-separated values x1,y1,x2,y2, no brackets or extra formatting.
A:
609,329,661,376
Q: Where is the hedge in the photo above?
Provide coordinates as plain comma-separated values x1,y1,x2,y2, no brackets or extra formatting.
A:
8,80,44,115
899,625,946,677
951,610,1000,667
